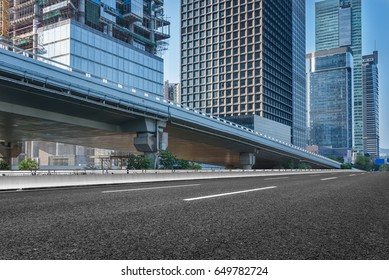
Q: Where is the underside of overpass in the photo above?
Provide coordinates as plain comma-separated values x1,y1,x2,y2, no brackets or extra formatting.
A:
166,125,293,169
0,105,317,169
0,53,338,169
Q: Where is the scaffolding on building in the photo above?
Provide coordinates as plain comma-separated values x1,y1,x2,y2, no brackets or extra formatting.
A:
1,0,10,37
1,0,170,55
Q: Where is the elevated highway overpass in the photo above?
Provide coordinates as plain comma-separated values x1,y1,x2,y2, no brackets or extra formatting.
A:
0,43,340,169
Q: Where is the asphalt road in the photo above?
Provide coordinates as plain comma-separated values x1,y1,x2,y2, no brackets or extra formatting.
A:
1,171,388,260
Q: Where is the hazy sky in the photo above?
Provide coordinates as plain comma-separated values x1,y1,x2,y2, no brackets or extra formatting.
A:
163,0,389,149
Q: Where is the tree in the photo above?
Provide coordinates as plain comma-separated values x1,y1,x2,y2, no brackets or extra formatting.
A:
18,158,39,171
177,159,191,169
354,155,373,171
159,151,177,169
297,162,312,170
190,164,202,170
329,156,343,163
0,159,9,170
287,159,296,169
159,151,202,170
379,164,389,172
127,154,151,170
341,162,352,169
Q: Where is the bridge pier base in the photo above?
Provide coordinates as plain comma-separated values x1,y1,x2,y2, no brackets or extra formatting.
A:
133,120,168,169
240,152,256,170
0,142,22,169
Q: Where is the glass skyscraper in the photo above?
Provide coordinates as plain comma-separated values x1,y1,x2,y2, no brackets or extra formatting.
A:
363,51,379,158
307,47,354,153
180,0,306,146
292,0,307,147
1,0,170,96
314,0,362,152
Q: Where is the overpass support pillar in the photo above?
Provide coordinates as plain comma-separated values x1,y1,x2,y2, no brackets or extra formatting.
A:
0,142,22,169
133,120,168,169
240,152,256,170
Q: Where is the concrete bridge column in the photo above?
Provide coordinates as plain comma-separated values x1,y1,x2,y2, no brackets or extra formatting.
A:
240,152,256,170
0,142,22,168
133,119,168,169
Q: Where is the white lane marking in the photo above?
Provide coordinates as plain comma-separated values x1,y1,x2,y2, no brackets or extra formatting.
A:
102,184,201,194
264,177,288,181
349,174,356,177
184,186,277,201
320,177,338,181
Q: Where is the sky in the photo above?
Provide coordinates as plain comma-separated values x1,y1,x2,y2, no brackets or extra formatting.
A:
163,0,389,149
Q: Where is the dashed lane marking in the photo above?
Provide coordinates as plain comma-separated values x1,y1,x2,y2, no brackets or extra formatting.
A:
183,186,277,201
102,184,201,194
264,177,289,181
320,177,338,181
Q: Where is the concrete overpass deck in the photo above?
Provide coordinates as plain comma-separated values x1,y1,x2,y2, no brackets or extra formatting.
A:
0,43,340,169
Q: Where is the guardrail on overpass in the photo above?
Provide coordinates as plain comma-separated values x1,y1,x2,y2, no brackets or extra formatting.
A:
0,43,341,169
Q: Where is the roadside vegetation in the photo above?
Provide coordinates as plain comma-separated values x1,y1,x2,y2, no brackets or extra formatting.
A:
378,164,389,172
127,154,151,170
18,158,39,171
340,162,352,169
0,159,9,170
159,150,202,170
127,151,202,170
285,160,312,170
353,155,374,171
346,155,388,172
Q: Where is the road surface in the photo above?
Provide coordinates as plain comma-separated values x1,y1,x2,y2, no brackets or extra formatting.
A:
1,171,388,259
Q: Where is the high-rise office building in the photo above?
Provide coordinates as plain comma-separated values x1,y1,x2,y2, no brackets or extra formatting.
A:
180,0,306,146
1,0,170,168
307,47,354,155
164,80,181,103
1,0,170,96
363,51,379,158
292,0,307,147
314,0,362,152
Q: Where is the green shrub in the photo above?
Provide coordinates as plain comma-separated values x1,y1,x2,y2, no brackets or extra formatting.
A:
159,151,202,170
341,162,352,169
354,155,373,171
127,154,151,170
0,159,9,170
159,151,178,169
190,164,202,170
18,158,39,171
297,162,312,170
